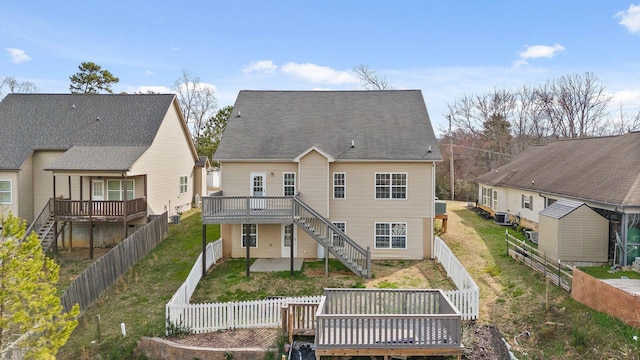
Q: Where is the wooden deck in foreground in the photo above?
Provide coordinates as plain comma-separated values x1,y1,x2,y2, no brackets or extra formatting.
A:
287,289,464,360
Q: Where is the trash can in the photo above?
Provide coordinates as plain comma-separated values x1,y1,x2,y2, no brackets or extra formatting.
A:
170,215,180,224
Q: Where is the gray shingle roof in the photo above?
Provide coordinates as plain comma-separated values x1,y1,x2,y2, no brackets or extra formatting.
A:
45,146,149,171
214,90,442,162
0,93,176,170
476,132,640,206
539,199,585,219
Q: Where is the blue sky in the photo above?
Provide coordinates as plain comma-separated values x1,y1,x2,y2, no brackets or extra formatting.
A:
2,1,640,132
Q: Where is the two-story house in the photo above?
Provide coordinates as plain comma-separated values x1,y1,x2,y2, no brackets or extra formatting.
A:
0,94,207,256
202,90,442,277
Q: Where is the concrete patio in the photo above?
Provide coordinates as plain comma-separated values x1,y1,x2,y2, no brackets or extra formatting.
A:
250,258,304,272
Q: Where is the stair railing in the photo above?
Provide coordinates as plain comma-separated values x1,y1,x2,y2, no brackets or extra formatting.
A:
293,196,371,278
22,198,55,243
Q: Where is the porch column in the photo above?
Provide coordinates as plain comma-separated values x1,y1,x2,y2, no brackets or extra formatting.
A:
290,225,294,277
52,175,58,254
89,176,94,260
123,174,128,238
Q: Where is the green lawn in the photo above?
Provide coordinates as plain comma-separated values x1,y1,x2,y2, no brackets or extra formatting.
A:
442,205,640,360
57,209,219,360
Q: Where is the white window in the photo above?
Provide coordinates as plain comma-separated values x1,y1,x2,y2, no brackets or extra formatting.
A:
333,173,346,199
332,221,346,248
482,187,492,207
283,173,296,196
522,195,533,210
375,222,407,249
375,173,407,199
0,180,11,204
107,179,134,201
179,176,188,194
492,190,498,211
242,224,257,248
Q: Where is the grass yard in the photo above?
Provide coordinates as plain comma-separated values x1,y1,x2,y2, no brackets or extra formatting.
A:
57,209,218,360
56,210,453,359
441,202,640,360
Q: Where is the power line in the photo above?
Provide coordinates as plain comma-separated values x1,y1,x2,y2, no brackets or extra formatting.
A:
451,144,516,157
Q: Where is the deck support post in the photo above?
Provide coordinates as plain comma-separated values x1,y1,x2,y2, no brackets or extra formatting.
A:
290,227,294,277
202,224,207,278
89,176,94,260
245,224,251,278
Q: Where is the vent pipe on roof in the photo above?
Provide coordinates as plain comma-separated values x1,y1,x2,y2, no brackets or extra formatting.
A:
351,140,355,148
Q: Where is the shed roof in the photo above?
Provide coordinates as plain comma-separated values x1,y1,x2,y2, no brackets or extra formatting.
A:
214,90,442,162
0,93,177,170
476,132,640,207
539,199,585,219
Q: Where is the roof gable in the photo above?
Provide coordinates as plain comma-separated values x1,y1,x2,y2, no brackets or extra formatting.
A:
477,132,640,206
0,94,178,170
214,90,442,162
539,199,585,219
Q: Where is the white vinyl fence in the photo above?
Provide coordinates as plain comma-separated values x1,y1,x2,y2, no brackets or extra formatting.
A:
167,239,222,307
167,296,323,334
434,236,480,320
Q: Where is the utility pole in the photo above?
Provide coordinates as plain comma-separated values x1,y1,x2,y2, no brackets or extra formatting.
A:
448,115,454,201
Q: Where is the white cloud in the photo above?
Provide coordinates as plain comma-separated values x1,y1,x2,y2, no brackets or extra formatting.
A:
608,89,640,109
145,70,154,75
6,48,32,64
616,4,640,33
513,44,565,68
242,60,277,74
136,85,172,93
280,62,359,84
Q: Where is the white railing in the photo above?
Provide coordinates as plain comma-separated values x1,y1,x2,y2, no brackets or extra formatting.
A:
167,239,223,307
167,296,323,334
434,236,480,320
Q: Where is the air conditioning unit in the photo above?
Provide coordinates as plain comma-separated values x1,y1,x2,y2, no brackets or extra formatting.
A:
494,212,510,226
525,231,539,244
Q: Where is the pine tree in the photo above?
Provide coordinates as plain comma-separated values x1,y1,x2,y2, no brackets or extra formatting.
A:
0,213,79,359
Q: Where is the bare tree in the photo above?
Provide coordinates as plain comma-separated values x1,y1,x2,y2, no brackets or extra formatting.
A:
0,76,38,99
353,64,391,90
173,70,217,141
537,72,611,138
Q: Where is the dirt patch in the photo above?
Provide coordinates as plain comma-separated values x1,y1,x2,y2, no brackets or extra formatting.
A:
171,327,282,349
462,323,511,360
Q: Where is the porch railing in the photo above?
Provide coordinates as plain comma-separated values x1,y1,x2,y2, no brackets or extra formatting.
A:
54,197,147,218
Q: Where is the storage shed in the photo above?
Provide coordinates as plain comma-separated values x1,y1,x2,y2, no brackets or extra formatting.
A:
538,199,608,264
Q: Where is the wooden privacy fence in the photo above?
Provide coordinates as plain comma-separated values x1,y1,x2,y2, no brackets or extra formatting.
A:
505,230,573,292
60,212,168,313
167,296,323,334
433,236,479,320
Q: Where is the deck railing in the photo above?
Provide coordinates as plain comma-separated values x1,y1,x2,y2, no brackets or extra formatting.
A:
54,197,147,218
316,289,462,350
202,195,294,223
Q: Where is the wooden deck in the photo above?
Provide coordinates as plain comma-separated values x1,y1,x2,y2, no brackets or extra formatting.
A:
313,289,463,359
54,198,147,222
202,195,294,224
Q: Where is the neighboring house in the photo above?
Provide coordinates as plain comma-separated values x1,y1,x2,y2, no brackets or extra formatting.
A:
0,94,205,253
202,90,442,276
476,132,640,266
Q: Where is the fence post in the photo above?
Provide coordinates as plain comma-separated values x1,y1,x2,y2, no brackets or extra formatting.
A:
505,229,509,256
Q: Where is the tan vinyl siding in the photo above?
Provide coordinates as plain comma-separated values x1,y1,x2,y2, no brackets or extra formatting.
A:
130,104,196,215
219,162,298,196
298,151,329,216
329,162,434,260
17,156,33,222
559,206,608,262
32,151,67,219
538,215,558,261
0,171,20,218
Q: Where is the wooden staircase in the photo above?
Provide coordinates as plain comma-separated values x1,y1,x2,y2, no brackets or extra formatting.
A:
23,198,64,253
293,197,371,278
